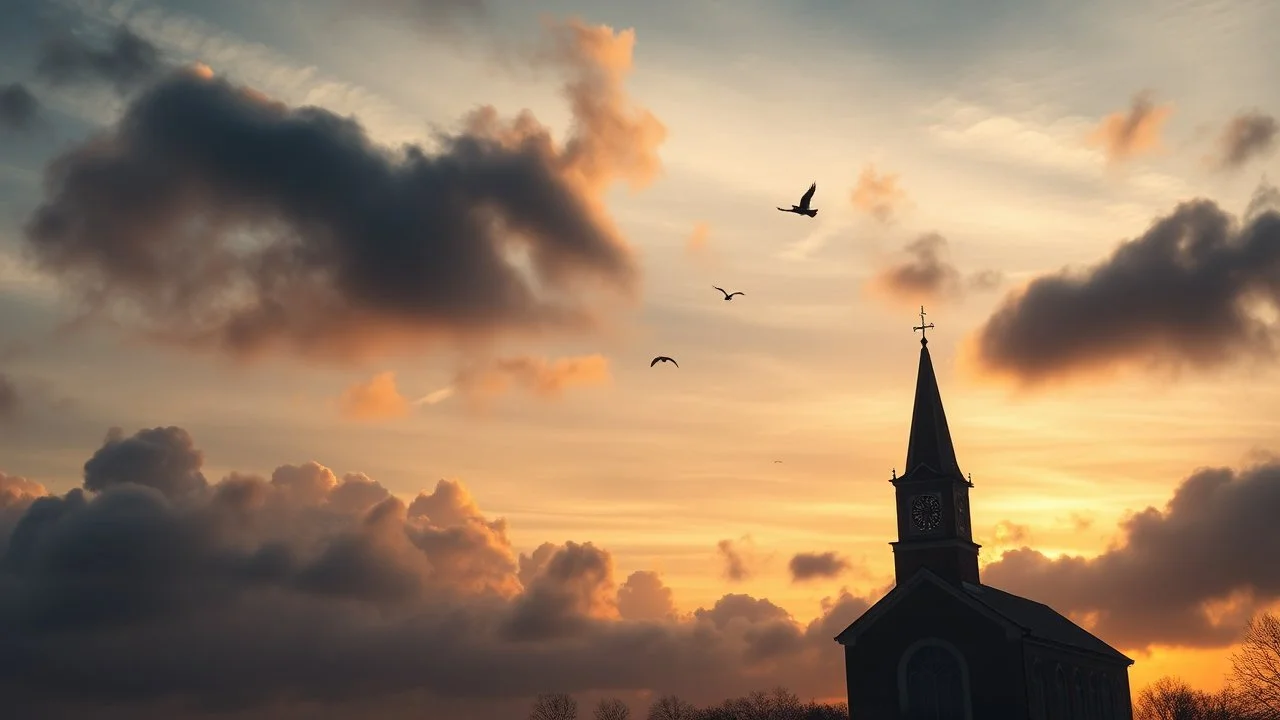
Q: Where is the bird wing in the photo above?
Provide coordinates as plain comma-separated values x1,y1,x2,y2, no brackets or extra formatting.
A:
729,291,744,298
670,358,679,367
798,182,816,209
650,357,661,367
776,207,791,212
713,286,727,296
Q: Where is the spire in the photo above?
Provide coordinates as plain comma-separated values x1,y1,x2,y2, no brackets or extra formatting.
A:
905,307,962,479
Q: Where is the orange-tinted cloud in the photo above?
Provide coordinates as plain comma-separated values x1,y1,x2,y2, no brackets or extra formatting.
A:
686,222,712,256
850,164,909,224
22,18,664,363
0,425,875,718
866,233,1003,307
966,185,1280,386
1088,90,1172,163
989,520,1030,546
453,354,611,406
337,371,411,421
0,470,47,508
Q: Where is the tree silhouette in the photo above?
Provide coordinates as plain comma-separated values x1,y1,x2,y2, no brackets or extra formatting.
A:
1137,676,1203,720
594,697,631,720
647,695,698,720
1135,676,1257,720
530,692,578,720
1231,611,1280,718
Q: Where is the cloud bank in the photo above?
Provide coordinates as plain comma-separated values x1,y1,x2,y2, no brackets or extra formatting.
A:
22,19,665,364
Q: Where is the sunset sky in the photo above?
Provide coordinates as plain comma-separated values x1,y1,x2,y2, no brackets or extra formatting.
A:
2,0,1279,717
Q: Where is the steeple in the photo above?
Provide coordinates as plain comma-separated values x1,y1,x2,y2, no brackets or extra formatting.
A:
903,325,963,481
890,307,980,586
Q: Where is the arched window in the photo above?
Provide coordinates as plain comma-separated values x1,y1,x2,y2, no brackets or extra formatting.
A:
1073,668,1086,719
1054,665,1069,720
1098,675,1113,720
897,639,972,720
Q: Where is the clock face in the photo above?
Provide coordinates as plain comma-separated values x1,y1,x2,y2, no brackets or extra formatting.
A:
910,494,943,532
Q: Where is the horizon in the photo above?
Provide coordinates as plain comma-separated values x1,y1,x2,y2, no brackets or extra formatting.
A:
2,0,1279,718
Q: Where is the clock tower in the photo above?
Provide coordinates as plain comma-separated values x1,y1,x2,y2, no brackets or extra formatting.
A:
889,308,980,586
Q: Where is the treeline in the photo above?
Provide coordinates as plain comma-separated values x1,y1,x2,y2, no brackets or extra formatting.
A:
1136,676,1278,720
1135,611,1280,720
527,687,845,720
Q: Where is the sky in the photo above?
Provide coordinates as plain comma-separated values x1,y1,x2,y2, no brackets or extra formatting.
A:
1,0,1279,717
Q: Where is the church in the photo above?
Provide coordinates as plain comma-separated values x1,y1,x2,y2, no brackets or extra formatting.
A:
835,315,1135,720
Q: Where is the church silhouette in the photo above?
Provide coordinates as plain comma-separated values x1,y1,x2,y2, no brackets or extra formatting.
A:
835,313,1135,719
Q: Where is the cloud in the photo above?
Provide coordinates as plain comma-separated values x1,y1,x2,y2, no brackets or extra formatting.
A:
22,17,664,364
1087,91,1172,164
849,164,909,224
0,427,874,718
987,520,1030,546
0,83,40,131
337,371,412,421
788,552,851,582
0,373,18,420
82,426,209,500
866,233,1003,306
983,459,1280,650
717,537,757,582
452,354,611,407
685,222,712,257
617,570,678,621
35,25,165,94
1214,111,1277,170
966,186,1280,385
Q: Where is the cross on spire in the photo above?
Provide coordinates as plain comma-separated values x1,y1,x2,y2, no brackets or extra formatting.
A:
913,305,935,345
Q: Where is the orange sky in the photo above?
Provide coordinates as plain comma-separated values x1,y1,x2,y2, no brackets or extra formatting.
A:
1,0,1278,716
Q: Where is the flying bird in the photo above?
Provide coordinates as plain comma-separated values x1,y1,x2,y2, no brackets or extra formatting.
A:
777,182,818,217
773,460,783,464
714,286,745,301
650,356,679,368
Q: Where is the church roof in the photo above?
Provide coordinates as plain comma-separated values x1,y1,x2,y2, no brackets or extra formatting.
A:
960,582,1133,665
834,569,1134,666
902,337,963,481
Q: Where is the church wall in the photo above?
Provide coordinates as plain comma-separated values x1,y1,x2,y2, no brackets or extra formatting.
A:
1022,640,1133,720
844,582,1027,719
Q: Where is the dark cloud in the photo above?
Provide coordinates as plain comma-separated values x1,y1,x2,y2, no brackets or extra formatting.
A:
867,233,1002,306
969,188,1280,384
82,426,208,500
0,427,873,719
716,538,753,582
35,26,164,94
0,83,39,131
1215,111,1278,170
0,373,18,420
788,552,851,582
22,18,664,364
983,460,1280,650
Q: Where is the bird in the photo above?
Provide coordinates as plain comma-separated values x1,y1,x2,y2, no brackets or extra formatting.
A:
650,356,679,368
773,460,783,464
714,286,745,301
777,182,818,217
